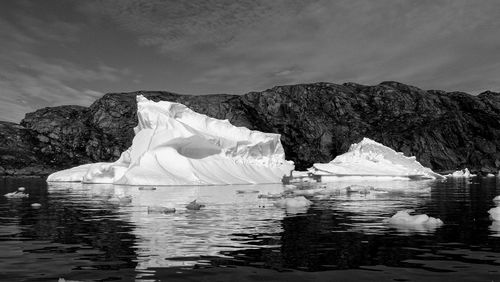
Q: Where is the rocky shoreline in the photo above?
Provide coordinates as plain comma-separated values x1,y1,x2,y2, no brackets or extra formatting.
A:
1,81,499,177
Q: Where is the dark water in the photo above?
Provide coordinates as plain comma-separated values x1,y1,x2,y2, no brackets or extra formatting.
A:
0,177,499,282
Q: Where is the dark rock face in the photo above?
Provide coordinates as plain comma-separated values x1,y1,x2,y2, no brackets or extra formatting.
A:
3,81,500,176
0,121,54,176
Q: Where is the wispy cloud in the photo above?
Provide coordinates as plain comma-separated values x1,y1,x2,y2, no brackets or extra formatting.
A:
79,0,310,53
0,10,134,122
79,0,500,94
1,0,500,123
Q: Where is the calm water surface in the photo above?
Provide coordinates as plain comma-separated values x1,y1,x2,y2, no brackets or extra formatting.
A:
0,177,499,281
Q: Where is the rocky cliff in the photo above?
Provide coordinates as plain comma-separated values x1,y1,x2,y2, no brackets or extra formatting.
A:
1,81,499,176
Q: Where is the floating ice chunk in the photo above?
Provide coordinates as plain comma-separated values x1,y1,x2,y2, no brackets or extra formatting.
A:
48,96,294,185
31,203,41,208
446,168,476,178
274,196,312,209
385,209,443,227
236,189,259,194
310,138,443,180
258,192,283,199
186,200,205,210
4,191,29,198
489,207,500,221
148,205,176,214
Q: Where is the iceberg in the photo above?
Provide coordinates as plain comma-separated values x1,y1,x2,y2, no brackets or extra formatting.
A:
489,207,500,221
385,209,444,227
48,95,294,185
446,168,476,178
309,138,444,180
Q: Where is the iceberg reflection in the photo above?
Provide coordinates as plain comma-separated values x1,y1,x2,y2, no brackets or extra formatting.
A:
47,179,440,269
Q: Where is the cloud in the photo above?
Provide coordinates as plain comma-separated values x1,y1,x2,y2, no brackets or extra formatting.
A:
79,0,311,53
0,14,131,122
190,0,500,93
2,0,500,124
79,0,500,94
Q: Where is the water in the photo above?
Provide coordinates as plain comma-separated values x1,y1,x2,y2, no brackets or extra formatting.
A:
0,177,499,281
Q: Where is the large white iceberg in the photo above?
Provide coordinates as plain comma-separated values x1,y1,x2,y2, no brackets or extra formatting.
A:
48,95,294,185
309,138,444,180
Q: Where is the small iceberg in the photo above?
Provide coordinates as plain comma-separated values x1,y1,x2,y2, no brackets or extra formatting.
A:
489,207,500,221
385,209,444,227
48,95,294,185
306,138,444,182
446,168,476,178
4,191,29,199
185,200,205,210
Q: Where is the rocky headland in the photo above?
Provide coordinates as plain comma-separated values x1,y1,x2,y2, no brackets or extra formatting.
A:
1,81,499,176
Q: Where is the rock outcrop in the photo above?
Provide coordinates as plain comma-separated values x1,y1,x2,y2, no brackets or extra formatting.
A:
1,81,499,176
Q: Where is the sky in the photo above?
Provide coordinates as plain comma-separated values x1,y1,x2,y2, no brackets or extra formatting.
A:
1,0,500,122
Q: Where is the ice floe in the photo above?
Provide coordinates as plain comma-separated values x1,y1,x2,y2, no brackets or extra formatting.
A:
4,191,29,199
48,95,294,185
385,209,443,227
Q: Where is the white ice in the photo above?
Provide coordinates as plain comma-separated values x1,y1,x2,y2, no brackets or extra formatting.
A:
308,138,444,180
385,209,443,227
446,168,476,178
47,95,294,185
4,191,29,198
489,207,500,221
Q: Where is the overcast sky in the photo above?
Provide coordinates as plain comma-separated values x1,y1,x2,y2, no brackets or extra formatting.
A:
1,0,500,122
